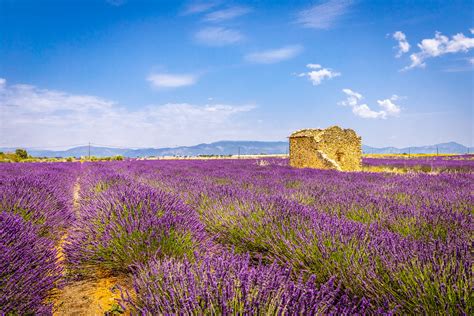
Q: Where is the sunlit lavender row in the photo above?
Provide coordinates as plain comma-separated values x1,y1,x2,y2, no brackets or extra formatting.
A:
0,163,79,314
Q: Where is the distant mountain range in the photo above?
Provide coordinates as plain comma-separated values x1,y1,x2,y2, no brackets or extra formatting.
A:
0,141,288,158
362,142,473,155
1,141,472,158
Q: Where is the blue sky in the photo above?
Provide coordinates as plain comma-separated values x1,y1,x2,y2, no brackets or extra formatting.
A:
0,0,473,149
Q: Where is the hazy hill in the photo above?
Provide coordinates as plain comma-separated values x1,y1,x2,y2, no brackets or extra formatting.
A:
362,142,472,154
125,141,289,157
1,141,472,158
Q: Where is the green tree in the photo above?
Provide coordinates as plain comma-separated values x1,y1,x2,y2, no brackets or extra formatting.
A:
15,148,28,159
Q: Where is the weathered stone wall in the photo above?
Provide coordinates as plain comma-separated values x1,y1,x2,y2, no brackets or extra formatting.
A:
289,137,335,169
289,126,362,171
316,126,361,171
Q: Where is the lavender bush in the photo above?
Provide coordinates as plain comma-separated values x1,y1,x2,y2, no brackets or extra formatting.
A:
64,180,208,277
0,162,78,313
0,211,61,315
0,163,78,239
198,195,471,313
1,158,471,314
123,251,375,315
125,159,472,313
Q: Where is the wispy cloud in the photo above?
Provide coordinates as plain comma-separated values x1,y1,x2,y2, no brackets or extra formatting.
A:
245,45,302,64
204,6,251,22
377,96,402,116
0,78,257,148
147,73,198,89
393,31,410,57
106,0,127,6
339,89,402,119
296,0,353,29
182,1,220,15
298,63,340,85
195,27,244,46
403,30,474,70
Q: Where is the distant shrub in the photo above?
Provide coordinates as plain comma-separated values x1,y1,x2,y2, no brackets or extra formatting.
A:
15,148,28,159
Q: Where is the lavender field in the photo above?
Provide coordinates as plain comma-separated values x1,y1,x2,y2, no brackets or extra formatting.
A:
363,155,474,173
1,157,472,315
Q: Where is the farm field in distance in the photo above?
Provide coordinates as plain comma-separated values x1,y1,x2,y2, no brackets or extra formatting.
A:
0,156,472,315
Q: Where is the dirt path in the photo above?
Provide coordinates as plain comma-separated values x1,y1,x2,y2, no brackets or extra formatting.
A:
53,276,125,316
52,179,128,316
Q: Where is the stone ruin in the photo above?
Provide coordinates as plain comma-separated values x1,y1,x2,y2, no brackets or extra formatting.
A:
289,126,362,171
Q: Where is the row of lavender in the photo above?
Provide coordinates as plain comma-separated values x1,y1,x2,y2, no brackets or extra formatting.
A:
127,159,472,314
362,154,474,172
64,162,370,314
1,158,471,313
0,163,79,314
60,159,472,314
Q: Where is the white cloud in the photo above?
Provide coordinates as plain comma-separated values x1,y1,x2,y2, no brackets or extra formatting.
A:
0,81,114,114
147,73,197,89
341,88,362,104
182,1,220,15
195,27,243,46
352,103,384,119
0,78,258,148
403,30,474,70
298,64,340,85
469,57,474,65
339,89,402,119
377,97,401,116
245,45,302,64
296,0,353,29
393,31,410,57
151,103,255,125
306,63,322,69
204,6,251,22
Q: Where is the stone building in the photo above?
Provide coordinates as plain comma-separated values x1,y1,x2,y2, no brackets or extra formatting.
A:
289,126,362,171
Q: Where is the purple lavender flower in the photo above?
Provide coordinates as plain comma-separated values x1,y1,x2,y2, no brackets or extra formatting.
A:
122,251,372,315
0,211,61,315
64,180,208,277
